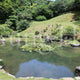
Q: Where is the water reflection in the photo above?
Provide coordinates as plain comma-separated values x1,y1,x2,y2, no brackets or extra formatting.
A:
0,42,80,79
15,59,73,79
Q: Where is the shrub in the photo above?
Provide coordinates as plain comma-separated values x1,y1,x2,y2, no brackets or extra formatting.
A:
51,26,60,35
63,26,76,34
0,25,13,37
43,27,48,32
79,17,80,20
43,29,46,32
36,16,47,21
35,31,39,35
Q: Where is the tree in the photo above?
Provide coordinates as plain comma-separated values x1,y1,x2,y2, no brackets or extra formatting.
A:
74,0,80,10
48,0,75,17
32,4,53,19
0,1,14,23
18,10,32,21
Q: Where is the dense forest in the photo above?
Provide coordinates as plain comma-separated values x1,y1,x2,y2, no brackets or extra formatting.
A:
0,0,80,36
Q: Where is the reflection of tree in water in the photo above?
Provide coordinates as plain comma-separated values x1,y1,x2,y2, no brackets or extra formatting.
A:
0,42,80,75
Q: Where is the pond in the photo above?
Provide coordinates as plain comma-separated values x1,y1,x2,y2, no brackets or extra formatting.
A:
0,42,80,79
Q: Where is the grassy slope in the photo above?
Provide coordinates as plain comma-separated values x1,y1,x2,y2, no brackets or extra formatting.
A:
20,12,80,36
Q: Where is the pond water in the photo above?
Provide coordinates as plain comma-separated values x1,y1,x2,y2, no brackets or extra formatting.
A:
0,42,80,79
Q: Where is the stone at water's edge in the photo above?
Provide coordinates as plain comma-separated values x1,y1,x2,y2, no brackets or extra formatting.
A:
70,43,80,47
76,66,80,70
0,66,3,69
75,66,80,76
0,59,4,69
75,77,80,80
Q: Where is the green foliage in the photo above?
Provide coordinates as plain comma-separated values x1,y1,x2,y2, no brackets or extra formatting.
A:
51,26,60,35
0,0,80,36
32,4,53,19
48,0,75,16
0,1,14,23
18,10,32,21
7,15,18,30
36,16,47,21
0,61,4,66
0,25,13,37
63,26,80,35
21,43,54,52
0,0,79,24
35,31,39,35
79,17,80,20
63,26,74,34
16,20,30,32
43,27,48,32
74,0,80,10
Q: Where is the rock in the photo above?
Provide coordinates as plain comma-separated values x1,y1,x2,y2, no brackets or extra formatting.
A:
76,66,80,70
75,77,80,80
70,43,80,47
0,66,3,69
45,37,52,43
75,18,79,21
1,38,6,42
75,66,80,76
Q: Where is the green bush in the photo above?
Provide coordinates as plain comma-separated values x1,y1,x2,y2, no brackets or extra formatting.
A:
51,26,60,35
0,25,13,37
63,26,76,34
36,16,47,21
43,27,48,32
35,31,39,35
79,17,80,20
21,43,54,52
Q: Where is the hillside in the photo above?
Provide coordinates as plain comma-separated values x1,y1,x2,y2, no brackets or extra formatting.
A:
20,12,80,37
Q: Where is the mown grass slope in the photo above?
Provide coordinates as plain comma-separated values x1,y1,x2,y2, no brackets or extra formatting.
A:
20,12,80,37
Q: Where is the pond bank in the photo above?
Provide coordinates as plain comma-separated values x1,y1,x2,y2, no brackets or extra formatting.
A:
0,69,80,80
0,69,57,80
